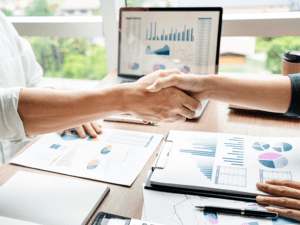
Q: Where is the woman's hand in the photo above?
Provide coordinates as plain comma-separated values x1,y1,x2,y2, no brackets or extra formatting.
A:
58,121,102,138
256,180,300,221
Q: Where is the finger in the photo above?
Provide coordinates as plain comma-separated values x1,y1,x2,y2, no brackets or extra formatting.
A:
147,75,182,92
58,130,65,135
266,180,300,190
90,122,102,134
75,126,86,138
192,92,209,103
257,182,300,199
83,123,97,138
266,207,300,222
177,90,202,111
256,196,300,210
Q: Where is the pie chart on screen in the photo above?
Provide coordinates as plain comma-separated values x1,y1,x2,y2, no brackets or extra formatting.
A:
177,65,190,74
153,64,165,71
252,142,270,151
272,142,293,152
258,153,288,169
127,63,139,70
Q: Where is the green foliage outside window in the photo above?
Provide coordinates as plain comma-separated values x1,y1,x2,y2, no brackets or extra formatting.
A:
257,37,300,74
0,8,13,16
25,37,108,80
25,0,54,16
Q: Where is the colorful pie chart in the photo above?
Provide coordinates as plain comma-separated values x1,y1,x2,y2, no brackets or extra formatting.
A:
101,145,112,154
252,142,270,151
87,159,100,170
204,211,218,224
61,130,81,141
87,136,99,142
127,63,139,70
153,64,165,71
258,153,288,169
178,65,190,74
272,142,293,152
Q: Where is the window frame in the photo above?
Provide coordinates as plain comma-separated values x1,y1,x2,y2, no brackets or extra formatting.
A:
7,0,300,72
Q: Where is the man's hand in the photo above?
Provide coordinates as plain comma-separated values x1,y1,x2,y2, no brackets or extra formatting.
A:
58,121,102,138
146,73,212,102
256,180,300,221
121,69,202,123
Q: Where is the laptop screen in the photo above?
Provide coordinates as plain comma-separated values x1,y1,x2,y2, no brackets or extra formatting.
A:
118,8,222,77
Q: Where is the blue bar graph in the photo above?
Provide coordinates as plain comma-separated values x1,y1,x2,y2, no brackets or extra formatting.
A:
146,22,194,42
222,137,245,166
180,137,218,180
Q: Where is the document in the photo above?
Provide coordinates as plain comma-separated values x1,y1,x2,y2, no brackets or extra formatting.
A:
143,187,299,225
150,131,300,196
11,128,163,186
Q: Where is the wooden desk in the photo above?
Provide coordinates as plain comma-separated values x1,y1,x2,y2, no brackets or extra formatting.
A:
1,70,300,223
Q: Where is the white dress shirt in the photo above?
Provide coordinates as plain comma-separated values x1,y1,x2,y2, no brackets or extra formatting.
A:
0,11,52,166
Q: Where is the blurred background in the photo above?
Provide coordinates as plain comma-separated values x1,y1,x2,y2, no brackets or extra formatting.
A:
1,0,300,84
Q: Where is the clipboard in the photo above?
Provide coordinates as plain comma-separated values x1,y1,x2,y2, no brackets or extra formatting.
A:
144,133,257,202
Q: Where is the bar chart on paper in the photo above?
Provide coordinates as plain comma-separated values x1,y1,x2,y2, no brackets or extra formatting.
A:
180,137,218,180
221,137,245,166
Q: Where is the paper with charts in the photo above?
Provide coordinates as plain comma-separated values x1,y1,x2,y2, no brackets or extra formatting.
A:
11,129,163,186
143,186,300,225
150,130,300,195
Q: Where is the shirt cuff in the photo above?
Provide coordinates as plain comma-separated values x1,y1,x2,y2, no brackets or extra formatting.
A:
284,74,300,118
0,87,28,143
34,79,55,89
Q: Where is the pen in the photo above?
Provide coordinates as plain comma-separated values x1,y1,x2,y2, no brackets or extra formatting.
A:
103,116,156,125
194,206,278,219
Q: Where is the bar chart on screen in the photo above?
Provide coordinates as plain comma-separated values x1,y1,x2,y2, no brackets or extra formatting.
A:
146,22,195,42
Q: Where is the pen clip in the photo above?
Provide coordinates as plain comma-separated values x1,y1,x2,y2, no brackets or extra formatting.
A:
152,140,173,169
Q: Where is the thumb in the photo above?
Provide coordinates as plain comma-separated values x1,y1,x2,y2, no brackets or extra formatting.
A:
147,75,180,92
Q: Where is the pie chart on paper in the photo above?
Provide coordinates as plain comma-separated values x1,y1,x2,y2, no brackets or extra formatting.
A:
272,142,293,152
87,159,100,170
258,153,288,169
252,142,270,151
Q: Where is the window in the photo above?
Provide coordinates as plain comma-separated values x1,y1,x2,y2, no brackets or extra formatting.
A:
0,0,106,90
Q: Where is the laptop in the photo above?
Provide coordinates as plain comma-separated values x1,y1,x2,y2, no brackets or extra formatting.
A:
105,7,223,118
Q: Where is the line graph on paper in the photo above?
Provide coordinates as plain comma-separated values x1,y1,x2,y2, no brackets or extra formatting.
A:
160,193,199,225
102,147,135,175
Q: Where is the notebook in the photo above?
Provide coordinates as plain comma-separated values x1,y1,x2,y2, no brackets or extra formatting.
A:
0,171,110,225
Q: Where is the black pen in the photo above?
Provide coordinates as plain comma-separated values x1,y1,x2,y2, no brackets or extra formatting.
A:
194,206,278,219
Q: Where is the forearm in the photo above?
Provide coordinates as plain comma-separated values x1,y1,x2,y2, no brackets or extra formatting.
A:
205,75,292,113
18,86,124,136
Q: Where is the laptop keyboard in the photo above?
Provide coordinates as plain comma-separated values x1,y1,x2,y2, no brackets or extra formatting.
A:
121,80,135,84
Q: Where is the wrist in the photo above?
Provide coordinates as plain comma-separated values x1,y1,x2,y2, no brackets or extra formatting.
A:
114,83,134,114
202,75,218,100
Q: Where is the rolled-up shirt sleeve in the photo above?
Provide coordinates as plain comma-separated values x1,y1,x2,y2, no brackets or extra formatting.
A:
0,87,27,143
284,74,300,117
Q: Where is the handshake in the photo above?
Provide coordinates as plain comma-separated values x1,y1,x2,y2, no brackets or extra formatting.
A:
119,69,209,123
